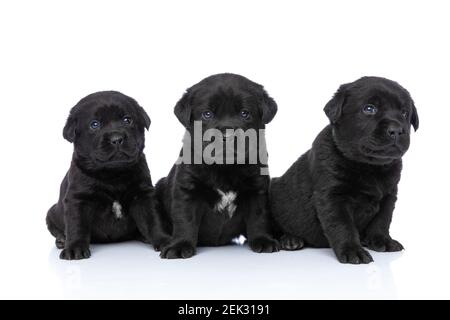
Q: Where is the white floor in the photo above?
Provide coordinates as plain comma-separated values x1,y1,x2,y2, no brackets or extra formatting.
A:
1,236,448,299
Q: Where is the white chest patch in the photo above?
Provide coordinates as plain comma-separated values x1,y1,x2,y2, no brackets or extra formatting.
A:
112,201,123,219
215,189,237,218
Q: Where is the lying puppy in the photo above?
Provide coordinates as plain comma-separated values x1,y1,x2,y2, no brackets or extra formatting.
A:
156,73,280,259
46,91,168,260
270,77,419,264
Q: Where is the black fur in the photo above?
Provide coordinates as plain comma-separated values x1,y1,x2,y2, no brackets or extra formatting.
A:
270,77,418,264
156,73,280,259
46,91,169,260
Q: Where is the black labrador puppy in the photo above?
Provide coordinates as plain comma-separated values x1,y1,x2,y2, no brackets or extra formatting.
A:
270,77,419,264
46,91,168,260
156,73,280,259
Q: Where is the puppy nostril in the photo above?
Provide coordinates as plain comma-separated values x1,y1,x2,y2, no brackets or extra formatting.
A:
387,126,404,138
110,134,124,145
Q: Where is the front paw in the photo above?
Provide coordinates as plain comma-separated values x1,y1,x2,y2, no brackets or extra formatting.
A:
363,235,404,252
60,245,91,260
160,240,196,259
280,234,304,251
335,243,373,264
55,237,65,249
249,237,280,253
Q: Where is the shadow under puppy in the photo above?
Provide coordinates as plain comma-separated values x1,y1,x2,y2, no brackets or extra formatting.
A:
270,77,419,264
46,91,168,260
156,73,280,259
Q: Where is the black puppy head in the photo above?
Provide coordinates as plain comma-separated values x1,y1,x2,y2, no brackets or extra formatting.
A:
324,77,419,165
174,73,277,130
174,73,277,163
63,91,150,170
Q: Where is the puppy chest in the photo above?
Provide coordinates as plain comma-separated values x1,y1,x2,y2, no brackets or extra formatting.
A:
350,196,381,230
214,189,238,218
112,201,124,219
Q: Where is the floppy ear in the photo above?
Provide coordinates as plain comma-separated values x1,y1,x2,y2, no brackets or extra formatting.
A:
411,101,419,131
62,112,77,143
174,91,192,128
136,104,151,130
324,84,349,123
259,89,278,124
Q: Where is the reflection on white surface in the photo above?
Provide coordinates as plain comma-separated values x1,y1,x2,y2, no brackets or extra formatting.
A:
47,241,402,299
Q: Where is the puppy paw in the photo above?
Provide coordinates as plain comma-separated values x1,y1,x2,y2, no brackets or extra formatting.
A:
335,244,373,264
160,240,196,259
55,237,65,249
60,246,91,260
363,235,404,252
249,237,280,253
280,234,304,251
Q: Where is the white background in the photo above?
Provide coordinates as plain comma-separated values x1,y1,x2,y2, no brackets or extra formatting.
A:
0,0,449,299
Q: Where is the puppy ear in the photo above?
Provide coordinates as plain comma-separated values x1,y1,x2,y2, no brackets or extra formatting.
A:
259,89,278,124
411,101,419,131
324,84,348,123
174,91,192,128
62,113,77,143
136,104,151,130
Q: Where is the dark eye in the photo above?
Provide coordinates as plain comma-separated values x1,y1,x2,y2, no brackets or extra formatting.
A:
401,110,409,118
122,116,132,125
202,110,214,120
362,104,378,115
240,109,250,119
90,120,100,129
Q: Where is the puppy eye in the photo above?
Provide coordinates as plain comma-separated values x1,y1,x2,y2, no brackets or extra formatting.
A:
240,109,250,119
401,110,409,118
362,104,378,115
202,110,214,120
90,120,101,129
122,116,132,125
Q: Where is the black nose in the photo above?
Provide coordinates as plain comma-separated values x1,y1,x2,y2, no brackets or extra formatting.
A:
109,133,124,145
387,125,404,139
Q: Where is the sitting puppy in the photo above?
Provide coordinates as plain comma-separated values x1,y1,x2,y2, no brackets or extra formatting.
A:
270,77,419,264
46,91,168,260
156,73,280,259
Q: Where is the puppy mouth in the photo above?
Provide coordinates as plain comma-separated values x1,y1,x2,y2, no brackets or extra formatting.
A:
360,143,404,159
94,149,139,165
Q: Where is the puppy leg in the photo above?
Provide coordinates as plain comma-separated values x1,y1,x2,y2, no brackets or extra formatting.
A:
245,194,280,253
159,199,200,259
317,194,373,264
129,193,171,251
60,201,92,260
46,204,66,249
362,193,404,252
